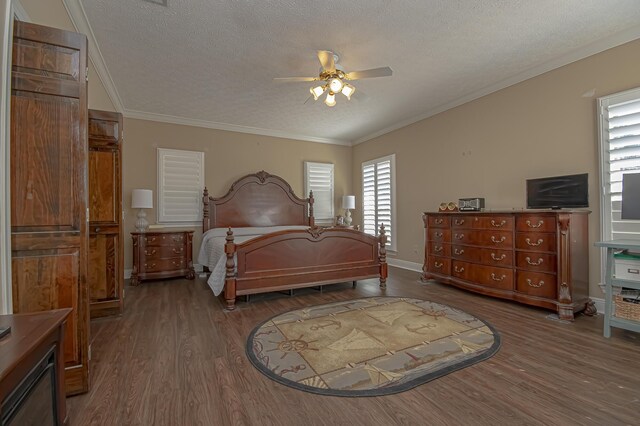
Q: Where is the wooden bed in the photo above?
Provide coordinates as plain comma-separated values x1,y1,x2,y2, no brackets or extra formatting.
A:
202,171,388,310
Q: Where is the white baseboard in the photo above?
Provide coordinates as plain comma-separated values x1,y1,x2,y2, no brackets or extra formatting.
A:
124,263,203,280
387,258,422,273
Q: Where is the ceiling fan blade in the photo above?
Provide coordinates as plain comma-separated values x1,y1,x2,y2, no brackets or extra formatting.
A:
317,50,336,72
345,67,393,80
274,77,318,82
352,89,370,102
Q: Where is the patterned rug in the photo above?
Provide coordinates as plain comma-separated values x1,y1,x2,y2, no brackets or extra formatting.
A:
246,296,500,396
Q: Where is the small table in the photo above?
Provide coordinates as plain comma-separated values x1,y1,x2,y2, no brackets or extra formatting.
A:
594,239,640,338
131,230,196,285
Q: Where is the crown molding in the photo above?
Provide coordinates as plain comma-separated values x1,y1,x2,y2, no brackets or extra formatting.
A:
353,25,640,146
124,109,351,146
11,0,29,21
62,0,124,112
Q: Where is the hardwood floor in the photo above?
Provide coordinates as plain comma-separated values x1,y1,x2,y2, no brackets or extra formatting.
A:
67,267,640,425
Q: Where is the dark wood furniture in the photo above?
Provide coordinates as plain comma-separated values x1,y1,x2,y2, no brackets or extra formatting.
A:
422,211,595,320
203,171,388,310
0,309,71,425
10,20,90,395
88,110,124,318
131,231,196,285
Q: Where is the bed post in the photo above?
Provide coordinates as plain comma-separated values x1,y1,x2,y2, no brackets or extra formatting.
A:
379,223,388,289
224,227,237,310
308,190,315,227
203,187,210,232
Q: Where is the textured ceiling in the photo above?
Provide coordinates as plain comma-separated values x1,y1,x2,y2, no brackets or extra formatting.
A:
81,0,640,144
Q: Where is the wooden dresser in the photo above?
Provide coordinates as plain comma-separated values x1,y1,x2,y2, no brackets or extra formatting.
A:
131,231,196,285
422,211,594,320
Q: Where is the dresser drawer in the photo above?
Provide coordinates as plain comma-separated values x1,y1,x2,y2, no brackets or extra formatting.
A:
515,232,556,252
427,256,450,275
429,242,450,257
452,261,514,290
451,245,513,267
142,257,186,273
451,230,513,248
143,245,186,259
142,233,185,247
516,215,557,233
516,271,556,299
427,215,451,228
451,215,475,229
516,252,556,273
428,228,451,242
477,216,514,230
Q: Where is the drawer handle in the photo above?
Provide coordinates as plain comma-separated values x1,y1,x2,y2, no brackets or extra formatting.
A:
491,220,506,228
491,236,506,244
434,218,444,225
172,247,183,254
434,246,443,253
454,233,465,240
454,219,465,225
434,262,443,268
145,249,157,256
148,237,156,243
491,273,506,282
454,248,465,255
172,260,183,267
525,238,544,247
491,253,506,261
527,279,544,288
454,266,465,273
145,263,156,269
435,231,443,238
526,257,543,266
95,227,101,233
526,220,544,228
172,236,183,242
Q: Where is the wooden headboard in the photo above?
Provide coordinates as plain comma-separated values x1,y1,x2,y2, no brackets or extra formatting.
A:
203,171,315,232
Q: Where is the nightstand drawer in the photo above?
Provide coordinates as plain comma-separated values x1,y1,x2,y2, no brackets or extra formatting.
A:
143,245,186,258
143,257,186,272
142,233,185,247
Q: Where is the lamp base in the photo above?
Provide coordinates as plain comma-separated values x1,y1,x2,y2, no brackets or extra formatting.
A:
135,209,149,232
344,209,352,226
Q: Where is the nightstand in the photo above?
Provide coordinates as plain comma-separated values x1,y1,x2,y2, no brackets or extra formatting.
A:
131,230,196,285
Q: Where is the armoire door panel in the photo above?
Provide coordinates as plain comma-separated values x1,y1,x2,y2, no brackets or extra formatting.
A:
11,249,80,365
11,20,89,395
89,150,117,224
89,234,120,301
88,118,119,143
10,93,79,230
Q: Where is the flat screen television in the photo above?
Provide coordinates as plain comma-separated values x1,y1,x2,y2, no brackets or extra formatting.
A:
526,173,588,209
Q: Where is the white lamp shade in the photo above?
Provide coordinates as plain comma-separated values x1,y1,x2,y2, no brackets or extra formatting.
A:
342,195,355,210
131,189,153,209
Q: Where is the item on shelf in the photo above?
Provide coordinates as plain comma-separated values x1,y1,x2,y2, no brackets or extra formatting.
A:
458,197,485,211
447,202,458,211
439,203,448,212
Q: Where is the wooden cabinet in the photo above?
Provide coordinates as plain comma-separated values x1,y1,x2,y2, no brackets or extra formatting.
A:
10,21,90,395
0,309,71,425
131,231,196,285
88,110,124,318
422,211,594,320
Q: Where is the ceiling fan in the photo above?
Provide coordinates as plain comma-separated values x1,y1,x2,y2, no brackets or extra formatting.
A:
274,50,393,107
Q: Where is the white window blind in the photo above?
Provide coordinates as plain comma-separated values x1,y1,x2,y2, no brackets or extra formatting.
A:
304,162,334,226
362,154,396,251
157,148,204,223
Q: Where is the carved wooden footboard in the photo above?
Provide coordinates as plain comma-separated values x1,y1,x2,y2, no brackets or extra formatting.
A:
222,225,387,310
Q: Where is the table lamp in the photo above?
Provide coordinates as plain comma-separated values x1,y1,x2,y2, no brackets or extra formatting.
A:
132,189,153,232
342,195,355,226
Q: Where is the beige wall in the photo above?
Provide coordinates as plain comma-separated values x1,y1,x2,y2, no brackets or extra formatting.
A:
20,0,115,111
123,118,352,269
353,39,640,298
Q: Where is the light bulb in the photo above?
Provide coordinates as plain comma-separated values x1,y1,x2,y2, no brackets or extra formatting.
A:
310,85,325,100
325,91,336,107
341,84,355,100
329,78,343,93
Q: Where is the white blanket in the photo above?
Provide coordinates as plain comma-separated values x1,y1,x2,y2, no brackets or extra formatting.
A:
197,226,309,296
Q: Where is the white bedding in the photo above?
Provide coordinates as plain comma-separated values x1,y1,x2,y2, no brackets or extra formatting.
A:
197,226,309,295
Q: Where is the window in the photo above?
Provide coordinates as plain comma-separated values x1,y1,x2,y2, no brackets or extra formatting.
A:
304,162,334,226
598,88,640,279
157,148,204,224
362,154,396,251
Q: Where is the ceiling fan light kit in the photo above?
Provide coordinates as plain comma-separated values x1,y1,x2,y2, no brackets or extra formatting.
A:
276,50,392,107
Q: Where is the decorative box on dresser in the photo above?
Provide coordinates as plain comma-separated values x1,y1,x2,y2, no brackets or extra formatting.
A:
131,231,196,285
422,211,595,320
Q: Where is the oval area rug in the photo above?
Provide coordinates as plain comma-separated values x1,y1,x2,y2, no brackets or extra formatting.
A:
246,296,501,396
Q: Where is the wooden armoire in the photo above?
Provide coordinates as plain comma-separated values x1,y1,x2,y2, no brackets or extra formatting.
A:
10,20,90,395
88,110,124,318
